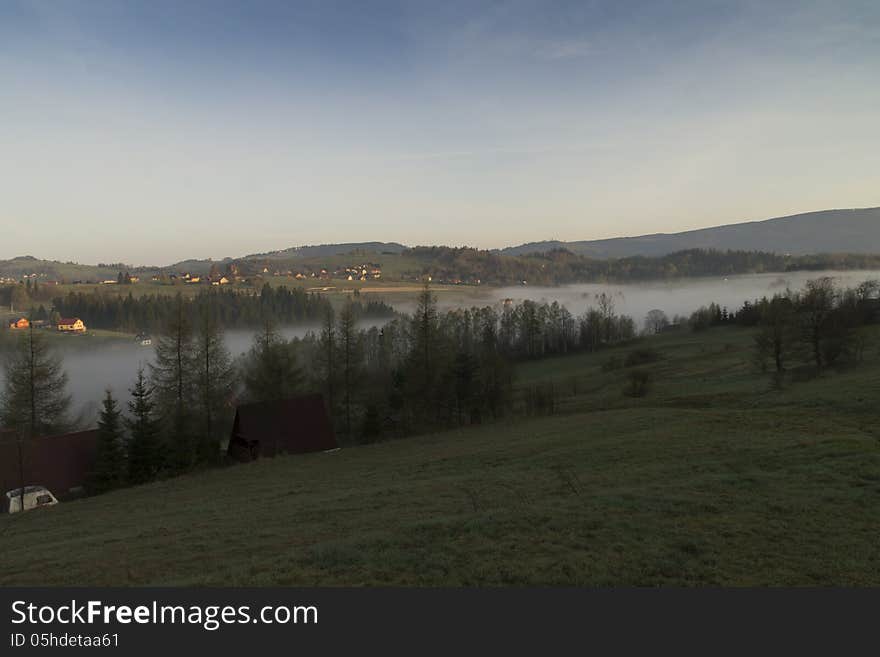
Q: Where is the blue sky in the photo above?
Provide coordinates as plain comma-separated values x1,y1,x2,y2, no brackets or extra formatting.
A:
1,0,879,264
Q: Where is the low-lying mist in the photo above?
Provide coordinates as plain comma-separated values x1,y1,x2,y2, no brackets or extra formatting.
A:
489,270,880,325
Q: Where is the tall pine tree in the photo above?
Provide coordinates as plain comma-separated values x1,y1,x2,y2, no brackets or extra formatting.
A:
337,301,362,441
89,390,125,493
242,320,301,403
0,326,71,511
316,305,337,417
126,368,161,484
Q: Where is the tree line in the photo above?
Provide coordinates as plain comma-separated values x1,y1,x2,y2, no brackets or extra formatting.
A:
1,286,640,495
682,278,880,373
401,247,880,286
42,284,395,332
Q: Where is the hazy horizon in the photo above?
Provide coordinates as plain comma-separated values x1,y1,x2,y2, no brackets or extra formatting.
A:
2,204,880,269
2,1,880,264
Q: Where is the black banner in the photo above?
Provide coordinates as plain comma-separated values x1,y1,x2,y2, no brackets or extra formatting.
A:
0,588,876,653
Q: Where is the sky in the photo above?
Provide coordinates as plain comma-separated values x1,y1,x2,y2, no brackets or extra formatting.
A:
1,0,879,265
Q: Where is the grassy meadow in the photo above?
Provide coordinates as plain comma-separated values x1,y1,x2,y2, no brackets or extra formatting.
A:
0,325,878,586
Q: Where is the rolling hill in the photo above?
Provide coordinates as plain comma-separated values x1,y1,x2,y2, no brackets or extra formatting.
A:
251,242,408,260
1,325,878,585
4,208,880,284
502,207,880,258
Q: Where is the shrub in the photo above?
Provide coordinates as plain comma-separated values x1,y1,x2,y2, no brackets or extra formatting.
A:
624,347,661,367
623,369,652,397
600,355,622,372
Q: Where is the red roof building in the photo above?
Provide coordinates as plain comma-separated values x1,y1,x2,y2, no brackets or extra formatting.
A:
57,318,86,332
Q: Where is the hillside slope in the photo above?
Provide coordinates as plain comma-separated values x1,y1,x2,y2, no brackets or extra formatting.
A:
504,207,880,258
2,326,878,586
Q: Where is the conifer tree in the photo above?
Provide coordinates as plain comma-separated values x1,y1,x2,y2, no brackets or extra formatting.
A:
316,305,337,415
337,301,362,441
0,326,71,511
89,389,125,493
126,368,161,484
242,320,301,402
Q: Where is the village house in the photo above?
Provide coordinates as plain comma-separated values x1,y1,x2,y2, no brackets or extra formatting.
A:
8,317,29,330
57,317,86,332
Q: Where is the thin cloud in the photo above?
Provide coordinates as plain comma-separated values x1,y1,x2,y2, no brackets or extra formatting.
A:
534,38,592,60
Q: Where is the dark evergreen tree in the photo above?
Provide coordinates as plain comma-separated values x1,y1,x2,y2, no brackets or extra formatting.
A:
0,326,71,511
452,350,480,425
126,368,162,484
337,301,362,441
89,390,125,493
241,320,301,402
316,305,337,418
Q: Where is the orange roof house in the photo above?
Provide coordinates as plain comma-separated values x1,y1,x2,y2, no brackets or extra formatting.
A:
57,318,86,332
8,318,29,330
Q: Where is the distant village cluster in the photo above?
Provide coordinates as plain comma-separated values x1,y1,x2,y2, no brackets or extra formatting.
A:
253,262,383,282
0,272,61,286
2,260,384,287
8,316,87,333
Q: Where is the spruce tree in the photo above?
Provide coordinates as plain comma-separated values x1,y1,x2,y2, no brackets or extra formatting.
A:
316,305,337,416
242,320,301,403
337,301,362,441
406,282,440,425
126,368,161,484
89,390,125,493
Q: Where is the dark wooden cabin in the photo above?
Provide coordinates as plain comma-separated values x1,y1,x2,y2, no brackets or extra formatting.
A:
0,429,98,499
227,394,337,462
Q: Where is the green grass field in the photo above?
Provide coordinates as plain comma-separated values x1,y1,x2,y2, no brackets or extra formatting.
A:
1,326,878,586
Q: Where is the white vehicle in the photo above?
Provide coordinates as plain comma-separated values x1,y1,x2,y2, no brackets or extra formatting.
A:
4,486,59,514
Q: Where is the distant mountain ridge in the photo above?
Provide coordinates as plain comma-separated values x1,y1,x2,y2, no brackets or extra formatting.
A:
3,209,880,280
248,242,408,260
502,207,880,258
0,243,409,280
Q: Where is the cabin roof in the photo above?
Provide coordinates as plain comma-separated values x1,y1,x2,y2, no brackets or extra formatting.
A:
0,428,97,497
228,393,336,459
